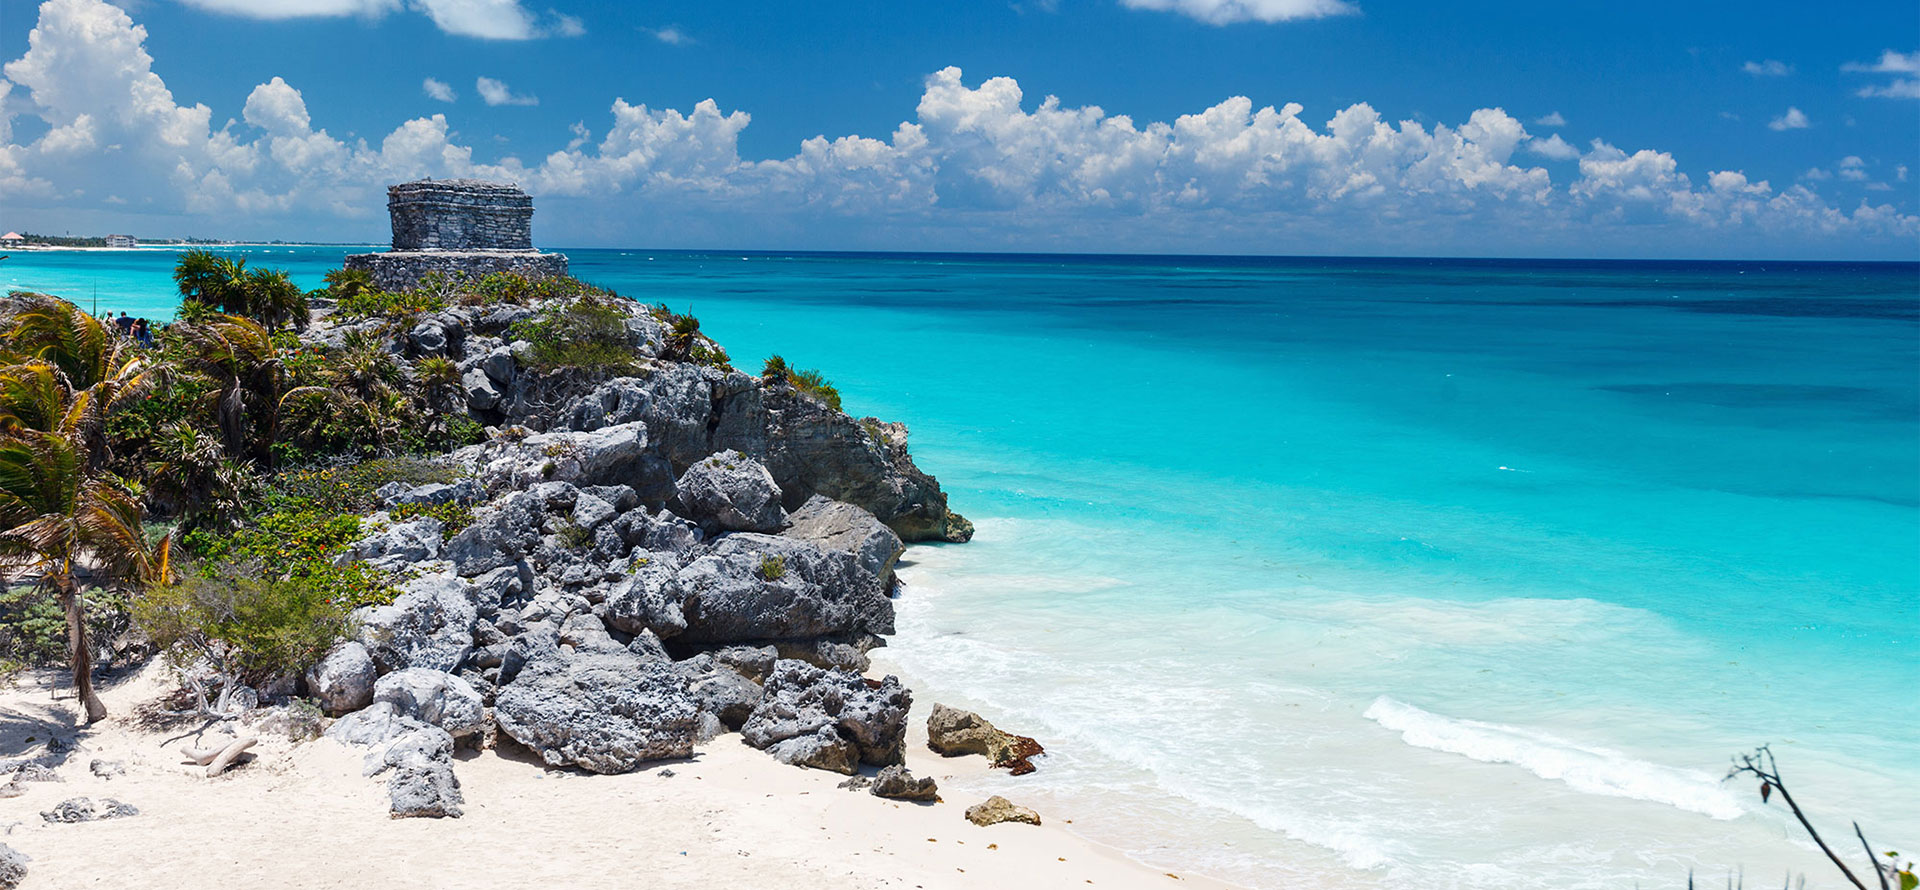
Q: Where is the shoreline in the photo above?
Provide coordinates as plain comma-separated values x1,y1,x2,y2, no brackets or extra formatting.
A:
1,663,1245,889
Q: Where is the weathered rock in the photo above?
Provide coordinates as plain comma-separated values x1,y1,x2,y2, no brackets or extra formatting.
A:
88,759,126,780
764,727,858,774
616,509,703,557
307,641,379,715
773,637,873,673
477,422,651,491
781,495,904,586
672,450,788,533
10,764,59,783
926,703,1045,775
964,795,1041,827
870,764,938,801
367,726,464,819
559,377,653,432
676,534,892,643
709,644,778,684
740,660,909,770
325,701,428,747
601,554,687,639
493,626,701,773
445,492,541,576
354,573,478,674
464,366,500,410
40,797,139,823
0,842,26,889
352,518,443,572
378,478,485,508
673,654,764,728
373,669,486,740
572,492,617,531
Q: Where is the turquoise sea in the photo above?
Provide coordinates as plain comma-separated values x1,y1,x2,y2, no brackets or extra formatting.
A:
7,246,1917,889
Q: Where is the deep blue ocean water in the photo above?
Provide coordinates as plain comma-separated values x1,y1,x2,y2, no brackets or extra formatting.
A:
7,246,1917,888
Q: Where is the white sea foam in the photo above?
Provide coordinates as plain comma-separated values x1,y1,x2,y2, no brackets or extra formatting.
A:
1363,697,1745,820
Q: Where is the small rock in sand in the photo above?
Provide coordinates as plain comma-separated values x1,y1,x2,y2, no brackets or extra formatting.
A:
40,797,139,824
926,704,1045,775
869,764,938,801
89,760,126,780
10,764,60,783
0,841,28,889
964,796,1041,827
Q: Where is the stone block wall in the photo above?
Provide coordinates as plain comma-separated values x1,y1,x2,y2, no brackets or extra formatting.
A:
389,179,535,252
342,251,569,292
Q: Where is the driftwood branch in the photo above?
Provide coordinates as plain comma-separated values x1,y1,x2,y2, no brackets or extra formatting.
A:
1853,822,1889,890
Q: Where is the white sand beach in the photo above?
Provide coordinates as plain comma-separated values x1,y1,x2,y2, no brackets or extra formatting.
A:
1,665,1240,890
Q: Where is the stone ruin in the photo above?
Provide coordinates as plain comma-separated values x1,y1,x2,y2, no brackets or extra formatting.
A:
343,179,568,291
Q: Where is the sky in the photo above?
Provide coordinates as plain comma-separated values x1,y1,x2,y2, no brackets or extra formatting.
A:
0,0,1917,259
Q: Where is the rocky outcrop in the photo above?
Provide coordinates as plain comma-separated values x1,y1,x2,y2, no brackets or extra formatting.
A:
740,660,909,773
781,495,905,587
926,703,1044,775
305,641,377,715
676,535,892,643
354,573,477,674
493,626,700,773
870,764,938,801
672,450,787,533
372,669,485,741
964,795,1041,827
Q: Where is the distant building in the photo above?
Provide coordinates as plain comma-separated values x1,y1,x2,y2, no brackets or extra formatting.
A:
105,234,137,248
1,232,22,244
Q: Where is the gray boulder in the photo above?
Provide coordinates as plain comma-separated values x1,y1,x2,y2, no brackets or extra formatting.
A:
560,377,653,432
368,726,464,819
354,573,477,674
323,701,426,747
740,659,910,770
493,627,701,774
445,491,542,577
572,492,617,531
675,534,892,643
373,669,485,741
352,518,443,572
601,554,687,639
477,422,651,491
870,764,938,801
673,654,764,728
781,495,905,586
765,727,858,774
305,641,377,715
0,842,26,889
463,367,500,411
616,509,703,558
672,450,788,533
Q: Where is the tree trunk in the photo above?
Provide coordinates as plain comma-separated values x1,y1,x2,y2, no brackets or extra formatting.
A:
54,573,106,724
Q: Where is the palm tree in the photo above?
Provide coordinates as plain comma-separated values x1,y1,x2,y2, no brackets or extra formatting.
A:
0,429,171,723
279,333,412,454
170,315,282,466
173,252,308,331
0,293,154,468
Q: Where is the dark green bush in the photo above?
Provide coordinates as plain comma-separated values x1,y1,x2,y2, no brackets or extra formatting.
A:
510,294,641,373
391,500,473,540
133,568,352,683
760,354,842,411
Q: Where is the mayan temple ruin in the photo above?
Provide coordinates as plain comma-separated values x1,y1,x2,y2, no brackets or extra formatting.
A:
343,179,568,290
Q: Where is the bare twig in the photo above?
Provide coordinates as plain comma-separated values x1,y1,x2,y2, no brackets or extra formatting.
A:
1727,746,1868,890
1853,822,1889,890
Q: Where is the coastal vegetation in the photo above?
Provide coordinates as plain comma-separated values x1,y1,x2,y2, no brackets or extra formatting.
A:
761,354,843,411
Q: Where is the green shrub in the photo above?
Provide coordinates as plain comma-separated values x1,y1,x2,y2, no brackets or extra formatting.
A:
133,569,353,685
510,294,641,373
0,584,136,671
264,457,453,517
391,500,473,540
760,355,842,411
757,555,787,581
334,286,447,320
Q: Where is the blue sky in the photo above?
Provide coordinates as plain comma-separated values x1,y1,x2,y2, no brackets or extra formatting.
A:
1,0,1916,258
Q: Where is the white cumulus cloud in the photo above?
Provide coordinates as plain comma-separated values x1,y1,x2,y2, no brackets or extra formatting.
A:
1767,107,1809,131
423,77,456,102
1741,60,1792,77
2,0,1914,256
1527,133,1580,161
1118,0,1358,26
1844,50,1920,99
476,76,538,106
175,0,566,39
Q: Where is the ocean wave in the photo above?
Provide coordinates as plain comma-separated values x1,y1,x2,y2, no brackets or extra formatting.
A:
1363,697,1744,820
